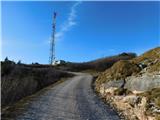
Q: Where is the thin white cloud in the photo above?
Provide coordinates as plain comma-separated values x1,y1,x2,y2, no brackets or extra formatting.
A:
55,1,82,40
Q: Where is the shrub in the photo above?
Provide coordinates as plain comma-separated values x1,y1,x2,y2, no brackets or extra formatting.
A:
1,59,15,76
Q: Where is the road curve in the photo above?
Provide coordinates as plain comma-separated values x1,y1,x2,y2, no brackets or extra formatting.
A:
2,73,120,120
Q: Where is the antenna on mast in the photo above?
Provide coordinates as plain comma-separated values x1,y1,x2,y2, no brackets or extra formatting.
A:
49,12,57,65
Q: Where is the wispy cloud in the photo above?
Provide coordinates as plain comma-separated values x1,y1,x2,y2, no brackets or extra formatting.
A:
55,1,82,40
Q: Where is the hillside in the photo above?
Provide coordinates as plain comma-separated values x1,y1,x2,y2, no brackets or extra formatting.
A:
58,52,136,72
96,47,160,86
132,47,160,64
1,52,136,108
95,47,160,120
1,60,73,108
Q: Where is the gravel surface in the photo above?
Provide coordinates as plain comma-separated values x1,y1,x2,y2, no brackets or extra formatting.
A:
2,73,120,120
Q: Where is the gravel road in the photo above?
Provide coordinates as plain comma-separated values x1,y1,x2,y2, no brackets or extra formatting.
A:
2,73,120,120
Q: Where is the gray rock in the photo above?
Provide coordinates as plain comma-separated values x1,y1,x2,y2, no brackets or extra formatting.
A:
124,74,160,92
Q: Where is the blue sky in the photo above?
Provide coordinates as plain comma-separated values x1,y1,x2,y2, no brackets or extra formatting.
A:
1,1,160,63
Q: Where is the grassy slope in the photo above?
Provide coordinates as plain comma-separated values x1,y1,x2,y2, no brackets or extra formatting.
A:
139,88,160,119
95,47,160,119
1,61,73,108
96,47,160,85
132,47,160,64
58,52,136,72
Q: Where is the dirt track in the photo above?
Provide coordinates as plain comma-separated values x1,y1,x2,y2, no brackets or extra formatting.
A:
2,73,120,120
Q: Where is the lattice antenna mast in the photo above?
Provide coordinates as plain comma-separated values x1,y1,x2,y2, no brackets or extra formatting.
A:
49,12,57,65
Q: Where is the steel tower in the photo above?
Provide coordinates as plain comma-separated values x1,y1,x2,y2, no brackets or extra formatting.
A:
49,12,57,65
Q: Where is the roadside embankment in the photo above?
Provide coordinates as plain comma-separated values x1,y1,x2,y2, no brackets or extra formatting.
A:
95,47,160,120
97,72,160,120
1,61,73,108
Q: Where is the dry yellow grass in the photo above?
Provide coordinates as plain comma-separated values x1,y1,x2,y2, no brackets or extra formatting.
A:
96,47,160,85
132,47,160,73
96,60,140,85
132,47,160,64
95,47,160,120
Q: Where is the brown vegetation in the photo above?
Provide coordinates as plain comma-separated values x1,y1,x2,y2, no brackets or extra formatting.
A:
96,47,160,85
1,60,73,108
138,88,160,119
132,47,160,64
95,47,160,120
59,52,136,72
1,52,136,108
96,60,141,86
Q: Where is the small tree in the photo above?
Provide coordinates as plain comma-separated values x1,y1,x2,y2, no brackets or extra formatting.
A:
17,60,21,64
4,57,9,62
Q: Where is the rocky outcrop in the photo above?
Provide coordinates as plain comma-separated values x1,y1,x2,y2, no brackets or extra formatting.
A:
125,73,160,93
101,93,153,120
97,71,160,120
95,47,160,120
100,73,160,94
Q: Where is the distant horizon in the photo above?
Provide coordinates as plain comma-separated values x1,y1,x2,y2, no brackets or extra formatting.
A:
1,1,160,63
